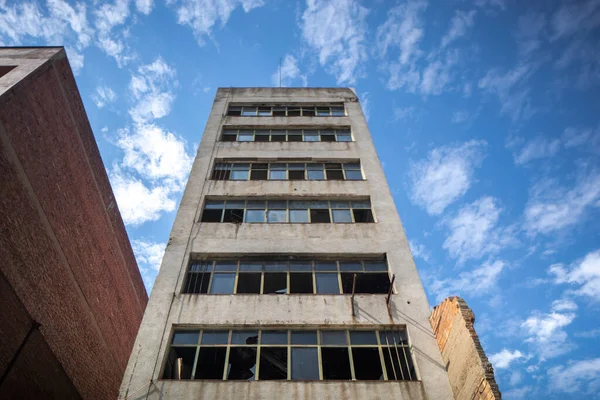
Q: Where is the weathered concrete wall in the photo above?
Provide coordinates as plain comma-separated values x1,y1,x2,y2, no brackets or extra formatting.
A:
429,297,501,400
120,87,453,399
0,47,147,399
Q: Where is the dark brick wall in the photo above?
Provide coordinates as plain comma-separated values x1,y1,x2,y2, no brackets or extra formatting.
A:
0,49,147,399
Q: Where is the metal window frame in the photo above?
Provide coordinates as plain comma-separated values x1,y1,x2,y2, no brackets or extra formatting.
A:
164,327,416,382
227,104,346,118
211,162,365,182
219,127,354,142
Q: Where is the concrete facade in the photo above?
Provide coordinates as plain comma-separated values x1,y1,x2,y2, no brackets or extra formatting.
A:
120,87,453,399
430,297,501,400
0,47,147,399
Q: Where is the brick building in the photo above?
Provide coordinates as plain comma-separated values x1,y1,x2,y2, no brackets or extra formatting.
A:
0,47,147,399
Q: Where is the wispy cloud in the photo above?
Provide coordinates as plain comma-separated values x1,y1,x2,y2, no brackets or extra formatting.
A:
478,63,535,121
512,136,561,165
301,0,368,85
549,250,600,302
167,0,264,46
429,260,505,302
271,54,307,87
547,358,600,394
408,140,487,215
409,240,430,262
442,196,516,264
524,169,600,236
129,57,177,124
92,85,117,108
451,110,470,123
94,0,136,66
131,239,166,291
393,106,416,121
441,10,476,48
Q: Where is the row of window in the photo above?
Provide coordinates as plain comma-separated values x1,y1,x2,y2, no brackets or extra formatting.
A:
200,200,375,224
227,105,346,117
183,259,390,295
211,162,363,181
164,328,416,381
221,128,352,142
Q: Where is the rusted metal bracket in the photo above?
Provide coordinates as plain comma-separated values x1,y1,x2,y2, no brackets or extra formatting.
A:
386,274,396,319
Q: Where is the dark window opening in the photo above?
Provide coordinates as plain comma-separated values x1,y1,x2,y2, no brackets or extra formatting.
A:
321,134,336,142
259,347,288,380
271,134,286,142
211,169,231,180
290,273,313,293
223,209,244,223
287,107,301,117
227,107,242,116
326,169,344,180
310,209,331,223
201,209,223,222
288,134,302,141
321,348,352,380
194,348,226,379
255,134,270,142
222,134,237,142
358,273,390,294
250,169,268,180
273,107,287,116
302,107,316,117
288,170,305,180
163,347,196,379
236,273,261,294
263,273,287,294
227,347,257,380
353,209,375,223
258,107,271,116
184,272,210,293
352,348,383,380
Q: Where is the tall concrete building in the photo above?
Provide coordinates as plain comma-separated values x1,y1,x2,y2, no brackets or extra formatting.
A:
121,88,453,399
0,47,147,399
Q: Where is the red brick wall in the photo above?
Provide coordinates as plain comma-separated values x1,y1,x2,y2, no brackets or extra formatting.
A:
0,49,147,399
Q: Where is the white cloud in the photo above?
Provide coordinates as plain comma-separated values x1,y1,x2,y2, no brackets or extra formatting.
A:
551,0,600,40
574,328,600,338
516,12,546,58
408,140,487,215
551,298,578,312
135,0,154,15
272,54,307,87
301,0,368,85
548,358,600,394
562,125,600,151
521,300,577,360
94,0,136,66
441,10,476,48
513,136,561,165
393,106,416,120
429,260,505,301
478,63,535,121
524,169,600,236
116,124,193,187
109,168,177,225
503,386,533,400
442,196,515,263
409,240,430,262
167,0,263,45
419,50,458,95
129,57,178,124
550,250,600,301
489,349,525,369
92,85,117,108
451,110,470,123
131,239,166,291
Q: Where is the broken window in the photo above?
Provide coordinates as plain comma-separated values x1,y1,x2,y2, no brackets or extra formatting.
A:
184,262,211,293
353,209,375,223
165,327,414,381
236,273,261,293
271,129,286,142
242,106,258,116
320,129,336,142
227,105,345,118
288,131,302,141
325,163,344,180
263,273,287,294
201,201,224,222
290,273,313,293
255,130,270,142
302,106,316,117
257,106,272,116
287,106,301,116
222,200,245,223
288,163,305,180
227,106,242,116
222,129,238,141
310,209,330,223
272,107,286,116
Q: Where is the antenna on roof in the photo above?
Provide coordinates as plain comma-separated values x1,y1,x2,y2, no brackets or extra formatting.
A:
279,57,282,87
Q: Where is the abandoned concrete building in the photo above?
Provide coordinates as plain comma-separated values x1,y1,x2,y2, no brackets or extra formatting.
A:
0,47,147,399
120,87,455,399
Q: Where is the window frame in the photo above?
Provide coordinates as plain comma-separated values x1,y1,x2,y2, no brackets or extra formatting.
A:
219,127,354,142
211,162,364,181
227,104,346,118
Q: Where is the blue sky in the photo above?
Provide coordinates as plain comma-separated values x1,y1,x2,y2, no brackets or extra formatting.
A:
2,0,600,398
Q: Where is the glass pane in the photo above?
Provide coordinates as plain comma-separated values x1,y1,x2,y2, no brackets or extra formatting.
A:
307,170,325,180
331,106,345,116
246,200,266,209
264,262,287,271
258,107,271,116
289,201,309,209
172,331,199,345
232,163,250,170
291,348,319,380
345,170,363,180
242,107,257,116
351,201,371,209
240,262,262,271
259,347,288,380
201,330,229,345
332,209,352,223
321,330,347,345
214,261,237,271
304,133,319,142
316,107,330,116
379,330,403,346
291,331,318,345
336,134,352,142
245,209,265,223
269,170,287,180
195,347,226,379
230,170,249,180
314,262,337,271
310,201,329,209
364,261,388,271
289,261,312,271
227,346,257,380
339,261,362,271
315,274,340,294
261,330,288,344
209,274,235,294
205,200,224,209
267,210,287,223
231,331,259,345
290,209,309,223
330,201,350,208
238,133,253,141
350,331,378,345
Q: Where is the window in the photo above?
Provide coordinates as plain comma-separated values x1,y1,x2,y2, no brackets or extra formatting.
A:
227,104,346,117
163,328,416,381
219,127,353,142
200,199,374,224
182,257,391,295
212,162,364,181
